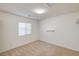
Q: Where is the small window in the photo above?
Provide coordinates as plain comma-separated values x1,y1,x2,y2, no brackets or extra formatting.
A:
18,22,32,36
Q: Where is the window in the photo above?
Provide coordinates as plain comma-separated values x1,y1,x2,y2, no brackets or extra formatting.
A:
18,22,32,36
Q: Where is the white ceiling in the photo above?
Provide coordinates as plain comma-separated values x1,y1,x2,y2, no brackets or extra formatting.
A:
0,3,79,20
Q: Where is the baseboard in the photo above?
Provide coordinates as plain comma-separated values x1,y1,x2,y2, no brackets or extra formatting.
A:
0,39,79,54
0,39,38,53
40,39,79,52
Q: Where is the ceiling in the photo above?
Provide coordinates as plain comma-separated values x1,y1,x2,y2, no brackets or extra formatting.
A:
0,3,79,20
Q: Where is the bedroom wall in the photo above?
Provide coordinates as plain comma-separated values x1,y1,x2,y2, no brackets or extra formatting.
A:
0,12,39,53
0,11,79,53
40,12,79,51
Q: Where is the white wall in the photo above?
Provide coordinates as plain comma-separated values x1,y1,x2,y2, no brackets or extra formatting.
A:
0,12,39,53
0,11,79,53
40,12,79,51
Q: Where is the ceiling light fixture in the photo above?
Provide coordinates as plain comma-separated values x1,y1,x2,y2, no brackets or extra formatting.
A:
34,8,46,14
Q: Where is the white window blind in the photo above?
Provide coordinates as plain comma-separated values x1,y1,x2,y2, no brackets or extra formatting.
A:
18,22,32,36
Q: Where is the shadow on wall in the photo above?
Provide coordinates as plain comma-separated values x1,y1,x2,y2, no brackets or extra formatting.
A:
0,20,4,51
76,19,79,24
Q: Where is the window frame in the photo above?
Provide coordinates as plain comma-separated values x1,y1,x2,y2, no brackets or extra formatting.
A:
18,22,32,36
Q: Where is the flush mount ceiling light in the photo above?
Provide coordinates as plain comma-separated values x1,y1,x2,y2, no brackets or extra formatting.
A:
33,8,46,14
